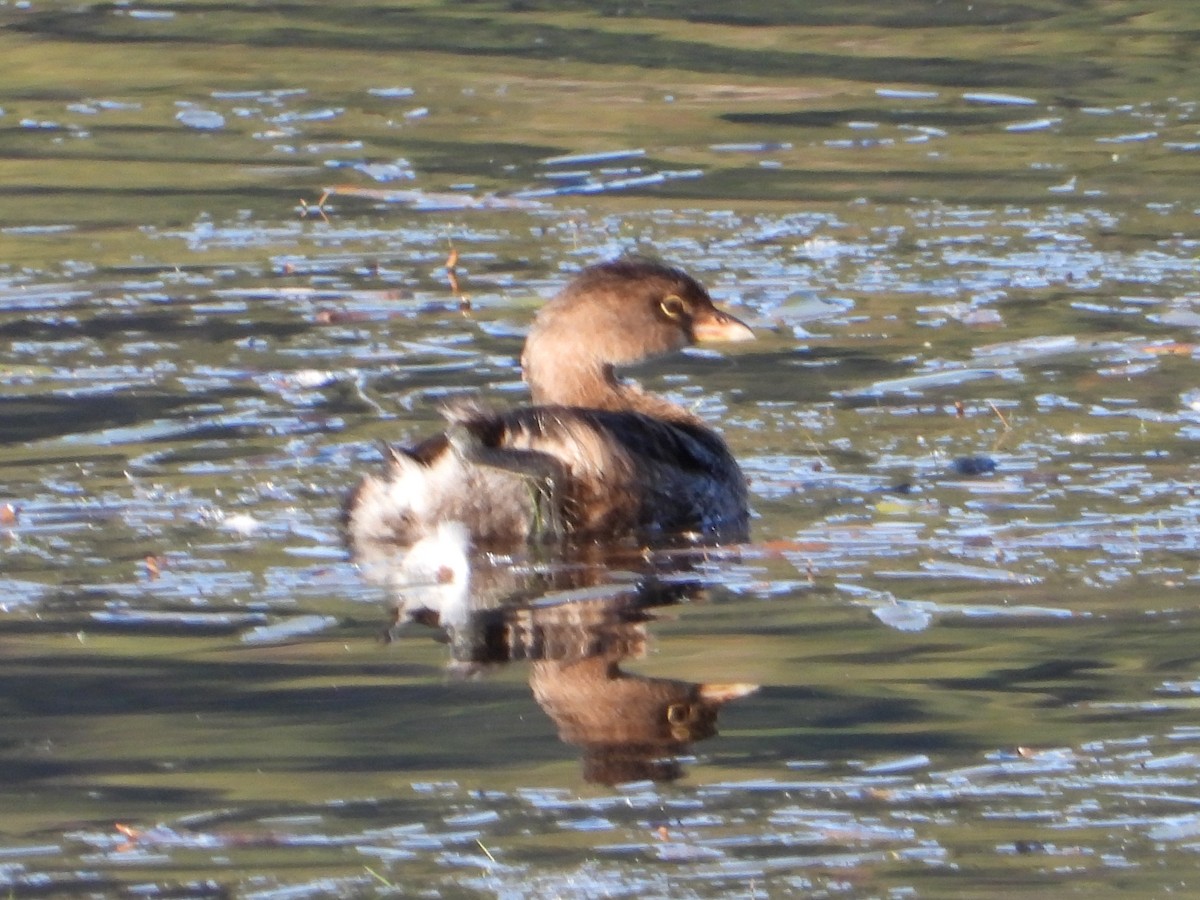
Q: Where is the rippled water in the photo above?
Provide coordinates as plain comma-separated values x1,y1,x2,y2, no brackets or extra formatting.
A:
4,2,1200,897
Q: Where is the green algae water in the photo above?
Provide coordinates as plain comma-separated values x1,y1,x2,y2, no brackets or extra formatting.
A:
3,1,1200,896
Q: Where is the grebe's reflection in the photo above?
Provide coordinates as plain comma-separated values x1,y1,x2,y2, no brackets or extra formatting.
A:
356,526,757,785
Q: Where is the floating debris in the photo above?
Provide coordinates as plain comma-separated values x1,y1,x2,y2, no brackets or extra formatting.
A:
949,456,997,476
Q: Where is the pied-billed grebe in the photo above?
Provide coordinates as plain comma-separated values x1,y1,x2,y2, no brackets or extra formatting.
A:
344,258,754,552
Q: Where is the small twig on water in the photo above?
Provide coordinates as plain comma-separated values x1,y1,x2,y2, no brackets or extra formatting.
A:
476,838,497,863
364,865,395,888
988,400,1011,431
352,370,387,417
445,241,471,311
299,188,331,223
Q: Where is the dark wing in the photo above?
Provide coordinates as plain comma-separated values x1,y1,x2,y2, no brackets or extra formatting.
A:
446,404,742,492
438,402,748,541
564,408,738,476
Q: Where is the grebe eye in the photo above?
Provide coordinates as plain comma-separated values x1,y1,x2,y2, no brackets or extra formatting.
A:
659,294,688,321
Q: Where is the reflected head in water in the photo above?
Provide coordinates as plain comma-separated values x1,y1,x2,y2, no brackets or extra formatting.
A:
343,257,755,556
531,655,757,786
380,543,757,785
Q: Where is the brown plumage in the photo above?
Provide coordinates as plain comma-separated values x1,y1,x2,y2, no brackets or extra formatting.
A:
530,654,757,784
344,258,754,553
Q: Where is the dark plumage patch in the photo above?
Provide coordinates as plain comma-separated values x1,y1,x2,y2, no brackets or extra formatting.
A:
571,256,702,296
507,406,733,476
404,431,451,465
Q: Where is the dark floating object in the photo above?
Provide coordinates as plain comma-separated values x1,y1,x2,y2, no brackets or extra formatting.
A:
950,455,998,476
875,454,997,494
344,258,755,554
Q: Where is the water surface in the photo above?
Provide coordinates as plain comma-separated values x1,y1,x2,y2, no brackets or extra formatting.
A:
3,2,1200,896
